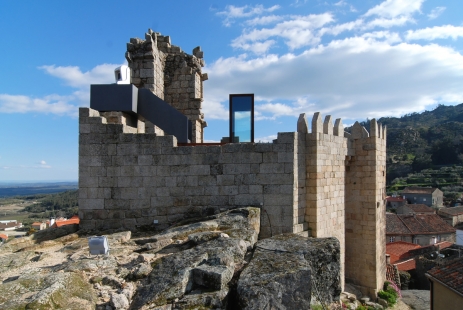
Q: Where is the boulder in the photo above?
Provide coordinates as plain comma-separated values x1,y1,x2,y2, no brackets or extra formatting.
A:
130,237,247,309
0,270,97,309
237,245,312,309
237,233,341,308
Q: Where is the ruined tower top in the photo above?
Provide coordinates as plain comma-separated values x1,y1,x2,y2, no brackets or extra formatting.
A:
125,29,208,143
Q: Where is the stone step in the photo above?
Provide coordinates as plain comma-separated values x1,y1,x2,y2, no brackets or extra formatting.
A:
296,229,311,238
293,222,309,233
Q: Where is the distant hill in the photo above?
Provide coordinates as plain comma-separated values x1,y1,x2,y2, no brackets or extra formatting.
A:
344,103,463,191
0,182,78,197
349,103,463,185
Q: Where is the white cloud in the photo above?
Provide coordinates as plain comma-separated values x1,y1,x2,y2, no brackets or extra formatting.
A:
406,25,463,41
319,19,363,36
232,13,334,53
428,7,446,20
255,134,277,143
365,16,413,29
361,31,402,44
364,0,424,18
39,64,118,88
1,63,122,116
204,36,463,123
217,4,280,26
245,15,284,26
38,160,51,169
0,94,77,116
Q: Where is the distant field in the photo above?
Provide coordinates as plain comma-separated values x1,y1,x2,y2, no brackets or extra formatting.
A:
0,182,78,197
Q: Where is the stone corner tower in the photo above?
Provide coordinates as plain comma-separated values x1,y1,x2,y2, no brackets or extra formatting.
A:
345,119,387,297
125,29,208,143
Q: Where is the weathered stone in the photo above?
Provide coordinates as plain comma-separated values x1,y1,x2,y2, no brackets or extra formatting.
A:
192,265,234,290
0,251,37,273
237,237,312,309
0,271,96,310
173,288,229,309
111,292,130,309
238,234,341,307
187,231,228,245
132,262,153,279
131,237,247,309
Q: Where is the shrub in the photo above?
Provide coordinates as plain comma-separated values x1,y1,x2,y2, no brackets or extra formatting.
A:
378,290,396,306
386,281,402,298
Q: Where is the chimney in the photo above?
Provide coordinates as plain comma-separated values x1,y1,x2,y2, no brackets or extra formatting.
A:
50,217,55,228
386,254,391,264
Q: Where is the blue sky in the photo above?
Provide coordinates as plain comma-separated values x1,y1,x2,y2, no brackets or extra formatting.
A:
1,0,462,182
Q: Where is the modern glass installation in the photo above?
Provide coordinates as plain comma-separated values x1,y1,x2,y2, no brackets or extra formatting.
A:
229,94,254,143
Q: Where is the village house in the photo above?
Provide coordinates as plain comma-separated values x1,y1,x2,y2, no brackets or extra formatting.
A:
386,213,455,246
0,220,23,231
426,257,463,309
31,222,47,231
51,215,80,228
396,203,436,215
438,206,463,227
385,195,406,210
401,186,443,208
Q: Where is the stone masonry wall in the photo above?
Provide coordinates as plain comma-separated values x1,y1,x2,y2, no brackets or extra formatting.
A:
345,120,387,297
301,112,352,290
79,108,305,238
125,29,207,142
79,107,387,298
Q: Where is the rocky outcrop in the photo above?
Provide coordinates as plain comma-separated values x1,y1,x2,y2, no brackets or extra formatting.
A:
237,234,341,309
0,207,342,309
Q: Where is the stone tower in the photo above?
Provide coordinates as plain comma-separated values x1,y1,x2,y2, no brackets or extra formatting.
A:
345,120,387,297
125,29,208,143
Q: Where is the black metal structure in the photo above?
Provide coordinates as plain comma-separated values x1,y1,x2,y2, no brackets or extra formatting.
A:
90,84,138,113
90,84,191,143
229,94,254,143
137,88,191,143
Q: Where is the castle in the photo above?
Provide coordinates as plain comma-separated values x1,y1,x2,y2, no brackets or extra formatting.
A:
78,30,386,298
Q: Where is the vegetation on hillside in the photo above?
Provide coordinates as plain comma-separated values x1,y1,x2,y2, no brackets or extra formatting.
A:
379,103,463,182
21,190,79,219
389,166,463,202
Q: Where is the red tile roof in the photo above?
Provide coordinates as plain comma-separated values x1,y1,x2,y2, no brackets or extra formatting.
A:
435,241,453,249
52,215,80,228
427,257,463,295
407,204,435,213
31,222,43,226
0,233,8,240
387,214,456,235
402,187,439,194
386,213,411,234
396,259,416,271
386,241,421,263
439,206,463,216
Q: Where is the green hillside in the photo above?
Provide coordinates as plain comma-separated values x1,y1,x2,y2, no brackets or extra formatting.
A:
354,103,463,185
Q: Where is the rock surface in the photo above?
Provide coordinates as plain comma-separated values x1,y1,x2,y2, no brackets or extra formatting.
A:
237,234,341,309
0,207,343,309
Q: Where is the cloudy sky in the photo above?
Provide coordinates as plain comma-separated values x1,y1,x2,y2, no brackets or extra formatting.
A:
0,0,462,181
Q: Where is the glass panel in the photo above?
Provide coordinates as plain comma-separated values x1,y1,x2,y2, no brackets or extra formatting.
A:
230,95,253,142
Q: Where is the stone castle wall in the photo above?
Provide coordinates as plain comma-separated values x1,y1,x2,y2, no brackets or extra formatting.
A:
79,30,387,298
79,108,305,238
